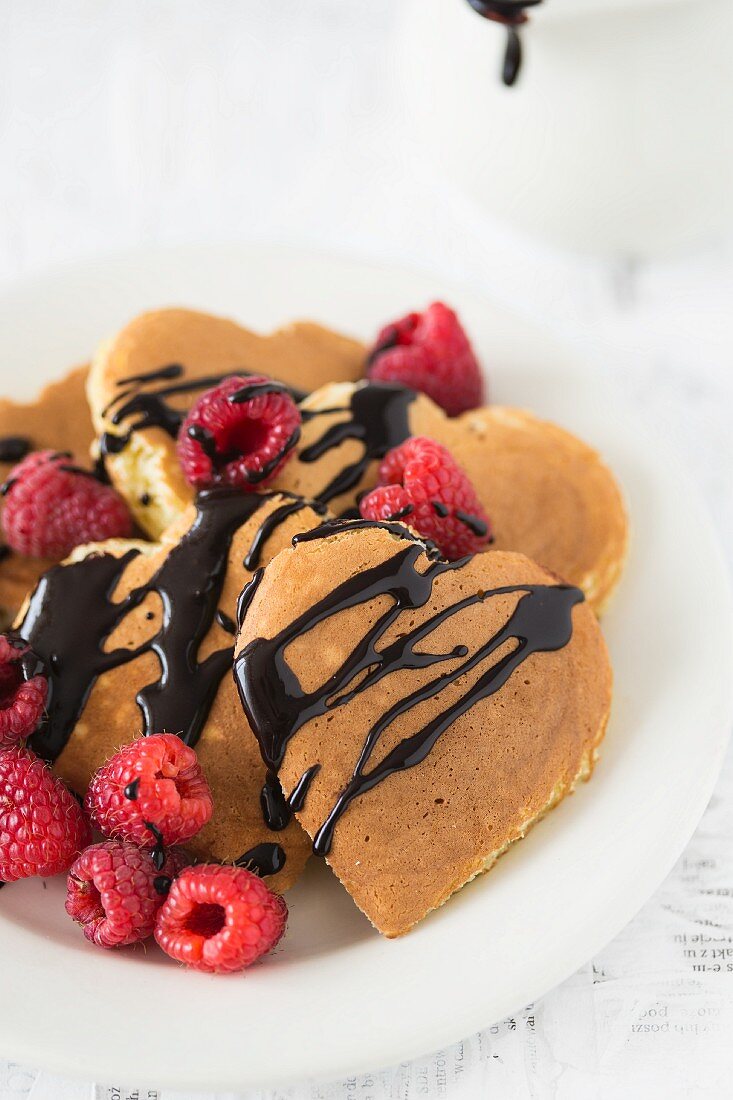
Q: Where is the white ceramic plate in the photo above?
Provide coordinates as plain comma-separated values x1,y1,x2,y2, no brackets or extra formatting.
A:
0,244,730,1092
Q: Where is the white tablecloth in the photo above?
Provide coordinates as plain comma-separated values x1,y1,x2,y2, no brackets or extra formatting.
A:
1,3,732,1096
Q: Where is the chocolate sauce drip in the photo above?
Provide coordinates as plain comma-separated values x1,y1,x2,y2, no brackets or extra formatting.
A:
235,532,584,855
466,0,543,87
99,364,307,458
145,821,167,871
124,778,140,800
153,875,172,896
260,772,291,831
92,453,111,484
388,504,414,521
118,364,184,387
259,763,321,831
502,26,523,86
186,424,220,463
228,380,293,404
243,496,326,571
299,382,416,506
455,510,488,537
215,609,237,636
235,842,287,877
21,548,141,759
140,492,151,506
293,516,443,561
0,436,31,463
245,427,302,486
237,567,264,631
288,764,321,812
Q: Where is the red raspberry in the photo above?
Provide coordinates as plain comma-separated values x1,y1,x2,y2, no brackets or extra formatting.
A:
155,863,288,973
65,839,190,948
1,450,132,559
360,436,493,561
0,635,48,749
0,747,91,881
85,733,213,849
177,375,302,490
367,302,484,416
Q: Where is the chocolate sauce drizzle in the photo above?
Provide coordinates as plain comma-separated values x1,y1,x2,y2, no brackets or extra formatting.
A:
299,382,415,507
19,489,316,767
466,0,543,87
145,821,167,871
0,436,31,464
234,842,287,877
235,523,584,855
215,609,237,636
124,778,140,800
99,364,306,461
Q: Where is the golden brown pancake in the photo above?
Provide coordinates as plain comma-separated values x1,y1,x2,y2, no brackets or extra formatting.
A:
445,406,628,612
267,383,627,611
14,489,328,891
0,364,96,624
87,307,627,609
234,521,612,936
87,308,365,537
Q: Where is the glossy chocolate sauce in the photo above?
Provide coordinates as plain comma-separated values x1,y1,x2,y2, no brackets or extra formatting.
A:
19,489,318,766
234,841,287,877
99,364,306,460
243,497,326,571
124,778,140,800
145,821,167,871
466,0,543,87
235,522,584,855
299,382,416,506
215,609,237,636
0,436,31,464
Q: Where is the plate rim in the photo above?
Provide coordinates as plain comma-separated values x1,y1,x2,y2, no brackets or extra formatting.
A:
0,241,730,1092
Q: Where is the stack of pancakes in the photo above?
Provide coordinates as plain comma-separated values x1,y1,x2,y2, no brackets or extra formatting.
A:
6,306,625,936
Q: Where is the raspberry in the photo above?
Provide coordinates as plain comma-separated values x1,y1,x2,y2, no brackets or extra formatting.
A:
65,839,190,948
0,747,91,881
155,863,288,973
360,436,493,561
0,635,48,749
86,733,213,849
367,302,484,416
177,375,301,490
1,450,132,559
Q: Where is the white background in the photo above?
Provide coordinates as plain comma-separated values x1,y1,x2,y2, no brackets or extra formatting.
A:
1,2,732,1097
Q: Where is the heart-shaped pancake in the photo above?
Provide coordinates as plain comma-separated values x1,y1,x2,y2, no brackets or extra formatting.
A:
15,489,328,890
234,520,611,936
0,364,95,624
267,382,627,611
87,308,365,537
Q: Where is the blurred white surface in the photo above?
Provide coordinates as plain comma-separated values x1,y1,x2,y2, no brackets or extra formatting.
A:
400,0,733,256
0,2,732,1098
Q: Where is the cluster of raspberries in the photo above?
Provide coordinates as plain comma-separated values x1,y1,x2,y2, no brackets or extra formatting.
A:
0,668,286,974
